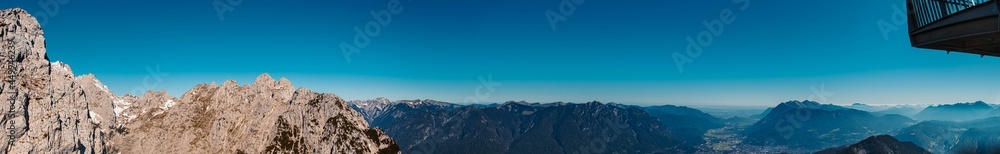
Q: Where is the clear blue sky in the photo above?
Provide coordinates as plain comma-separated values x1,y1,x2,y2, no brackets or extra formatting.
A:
3,0,1000,106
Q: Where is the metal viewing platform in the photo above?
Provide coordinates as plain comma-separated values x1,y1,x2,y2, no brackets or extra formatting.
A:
908,0,1000,57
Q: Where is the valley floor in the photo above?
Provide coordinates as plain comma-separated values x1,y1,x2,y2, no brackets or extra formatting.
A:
697,119,815,154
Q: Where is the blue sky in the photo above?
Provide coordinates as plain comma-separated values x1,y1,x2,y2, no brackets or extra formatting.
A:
3,0,1000,106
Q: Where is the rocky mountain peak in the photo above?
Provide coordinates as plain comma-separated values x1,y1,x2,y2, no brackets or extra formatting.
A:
0,8,398,154
374,97,390,102
2,8,46,58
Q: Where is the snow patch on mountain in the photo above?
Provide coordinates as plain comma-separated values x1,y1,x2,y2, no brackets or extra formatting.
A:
160,99,176,109
51,61,69,72
89,111,102,125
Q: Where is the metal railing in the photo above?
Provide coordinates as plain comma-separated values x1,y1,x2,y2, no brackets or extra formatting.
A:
911,0,992,28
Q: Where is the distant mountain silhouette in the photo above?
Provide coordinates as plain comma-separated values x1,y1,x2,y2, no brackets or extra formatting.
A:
873,106,924,117
843,103,891,112
912,101,994,121
756,100,850,118
743,101,915,150
348,99,693,153
815,135,931,154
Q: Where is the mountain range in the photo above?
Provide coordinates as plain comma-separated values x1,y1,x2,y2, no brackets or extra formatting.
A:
347,99,699,153
873,105,925,116
912,101,995,122
742,100,916,151
347,97,1000,153
0,8,398,154
843,103,893,112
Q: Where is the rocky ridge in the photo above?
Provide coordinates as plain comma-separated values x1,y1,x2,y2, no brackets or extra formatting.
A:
349,99,694,153
815,135,931,154
0,8,398,153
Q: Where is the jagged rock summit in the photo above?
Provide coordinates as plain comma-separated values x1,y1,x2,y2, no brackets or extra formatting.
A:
0,8,399,153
